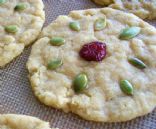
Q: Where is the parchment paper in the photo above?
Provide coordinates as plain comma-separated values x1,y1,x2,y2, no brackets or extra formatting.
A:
0,0,156,129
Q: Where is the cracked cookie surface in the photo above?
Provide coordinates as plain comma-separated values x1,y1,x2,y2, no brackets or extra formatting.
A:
0,0,45,67
27,8,156,122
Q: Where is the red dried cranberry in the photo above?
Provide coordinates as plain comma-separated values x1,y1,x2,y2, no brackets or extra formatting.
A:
79,41,106,61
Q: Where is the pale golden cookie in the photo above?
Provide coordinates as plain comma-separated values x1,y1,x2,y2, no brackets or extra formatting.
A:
0,0,45,67
27,8,156,122
92,0,156,19
0,114,58,129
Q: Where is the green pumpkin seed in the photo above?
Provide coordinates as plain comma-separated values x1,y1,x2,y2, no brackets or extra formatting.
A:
128,57,146,69
120,80,134,95
50,37,65,46
94,17,106,31
119,27,141,40
69,21,80,31
15,3,27,11
73,73,88,93
0,0,6,4
47,59,63,70
5,25,18,33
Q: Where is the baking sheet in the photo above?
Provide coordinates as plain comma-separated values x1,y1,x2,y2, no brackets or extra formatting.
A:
0,0,156,129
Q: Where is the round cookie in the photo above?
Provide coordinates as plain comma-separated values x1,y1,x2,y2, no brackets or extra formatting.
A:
27,8,156,122
0,0,45,67
110,0,156,20
0,114,58,129
92,0,156,19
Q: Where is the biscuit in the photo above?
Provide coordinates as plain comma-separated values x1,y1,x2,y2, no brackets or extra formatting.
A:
0,0,45,67
27,8,156,122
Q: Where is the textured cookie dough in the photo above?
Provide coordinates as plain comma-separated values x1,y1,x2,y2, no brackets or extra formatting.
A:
0,0,45,67
92,0,156,19
0,114,58,129
27,8,156,122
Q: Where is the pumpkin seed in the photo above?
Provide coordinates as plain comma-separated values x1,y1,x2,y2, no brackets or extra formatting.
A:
5,25,18,33
120,80,134,95
73,73,88,93
15,3,27,11
50,37,65,46
69,21,80,31
47,59,63,70
128,57,146,69
119,27,141,40
94,17,106,31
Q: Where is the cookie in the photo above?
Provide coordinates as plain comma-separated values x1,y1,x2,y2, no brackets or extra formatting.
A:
92,0,156,19
27,8,156,122
110,0,156,20
0,114,58,129
0,0,45,67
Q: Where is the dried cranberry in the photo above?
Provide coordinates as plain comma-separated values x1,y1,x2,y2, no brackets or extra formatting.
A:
79,41,107,61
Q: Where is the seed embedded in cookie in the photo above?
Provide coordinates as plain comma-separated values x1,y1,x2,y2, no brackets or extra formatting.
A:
120,80,134,95
69,21,81,31
50,37,65,46
47,59,63,70
128,57,146,69
5,25,19,33
119,27,141,40
92,0,113,5
73,73,88,93
14,3,28,11
94,17,107,31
